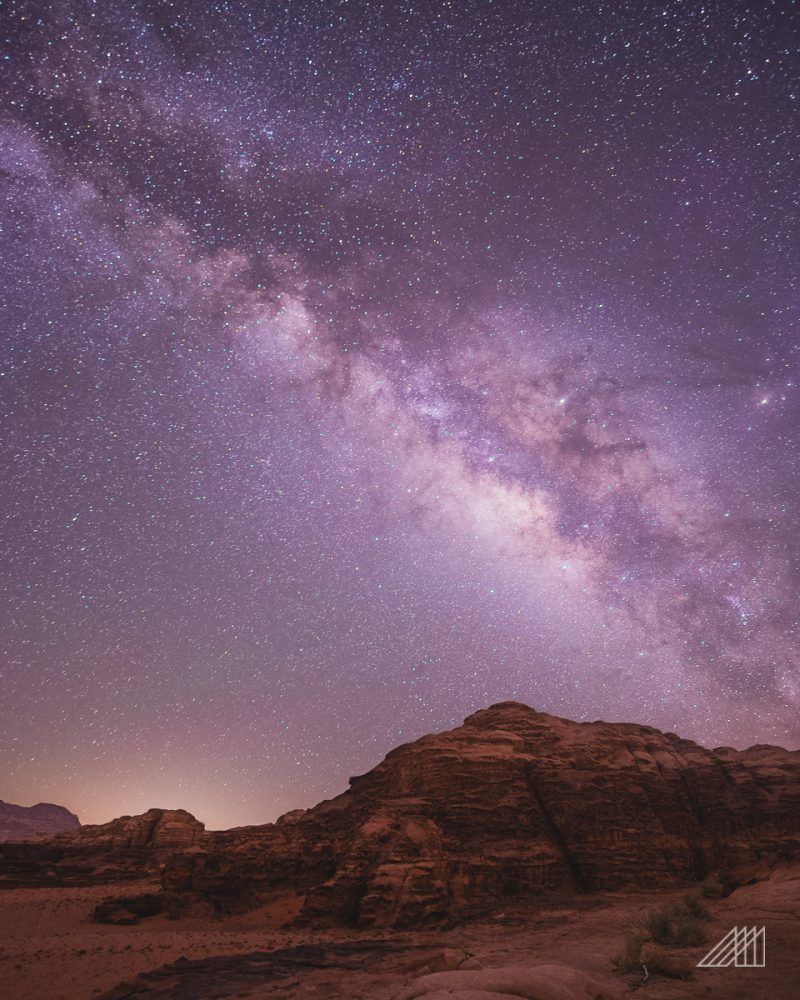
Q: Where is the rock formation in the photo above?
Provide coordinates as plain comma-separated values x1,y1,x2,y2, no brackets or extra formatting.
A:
4,703,798,924
0,799,80,841
76,808,204,850
147,702,800,926
0,807,203,887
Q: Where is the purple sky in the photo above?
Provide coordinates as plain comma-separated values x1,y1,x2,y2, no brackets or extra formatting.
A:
2,0,799,829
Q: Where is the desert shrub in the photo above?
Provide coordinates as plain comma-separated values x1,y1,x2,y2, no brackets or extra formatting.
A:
613,896,709,979
612,928,648,973
681,891,709,920
639,942,694,979
638,898,707,947
639,904,672,943
613,930,695,980
700,873,725,899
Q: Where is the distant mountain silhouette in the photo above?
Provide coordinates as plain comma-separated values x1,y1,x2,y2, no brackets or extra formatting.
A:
0,799,80,841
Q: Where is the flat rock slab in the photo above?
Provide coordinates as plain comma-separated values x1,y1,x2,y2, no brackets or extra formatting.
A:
416,993,523,1000
98,940,420,999
404,963,621,1000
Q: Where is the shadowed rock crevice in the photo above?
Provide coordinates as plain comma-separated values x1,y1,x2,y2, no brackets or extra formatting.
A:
523,764,589,892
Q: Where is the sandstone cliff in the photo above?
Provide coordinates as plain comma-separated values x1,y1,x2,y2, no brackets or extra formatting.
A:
155,702,800,926
76,808,204,850
4,703,798,924
0,807,203,887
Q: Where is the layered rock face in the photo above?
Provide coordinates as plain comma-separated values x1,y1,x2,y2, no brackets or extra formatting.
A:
158,702,800,926
0,808,203,887
0,799,80,841
76,808,204,851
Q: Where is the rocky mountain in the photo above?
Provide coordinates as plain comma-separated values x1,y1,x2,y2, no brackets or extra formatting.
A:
108,702,800,927
0,799,80,841
3,704,799,924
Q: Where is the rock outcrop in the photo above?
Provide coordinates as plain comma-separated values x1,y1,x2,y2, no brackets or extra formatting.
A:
0,807,204,887
5,705,798,922
0,799,80,841
150,702,800,927
76,808,204,851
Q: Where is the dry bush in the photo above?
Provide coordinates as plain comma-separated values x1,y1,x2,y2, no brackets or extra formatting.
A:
700,873,725,899
613,894,709,980
639,896,707,947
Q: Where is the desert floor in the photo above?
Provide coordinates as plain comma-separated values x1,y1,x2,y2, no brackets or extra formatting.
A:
0,867,797,1000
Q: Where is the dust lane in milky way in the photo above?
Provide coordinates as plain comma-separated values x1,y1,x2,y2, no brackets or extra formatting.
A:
1,1,799,828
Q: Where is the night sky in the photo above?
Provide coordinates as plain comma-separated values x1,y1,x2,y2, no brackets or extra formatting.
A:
2,1,799,830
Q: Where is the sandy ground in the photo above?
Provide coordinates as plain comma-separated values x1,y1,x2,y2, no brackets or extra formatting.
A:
0,868,798,1000
0,881,309,999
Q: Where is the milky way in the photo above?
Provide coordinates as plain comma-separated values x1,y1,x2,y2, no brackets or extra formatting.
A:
2,1,799,828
